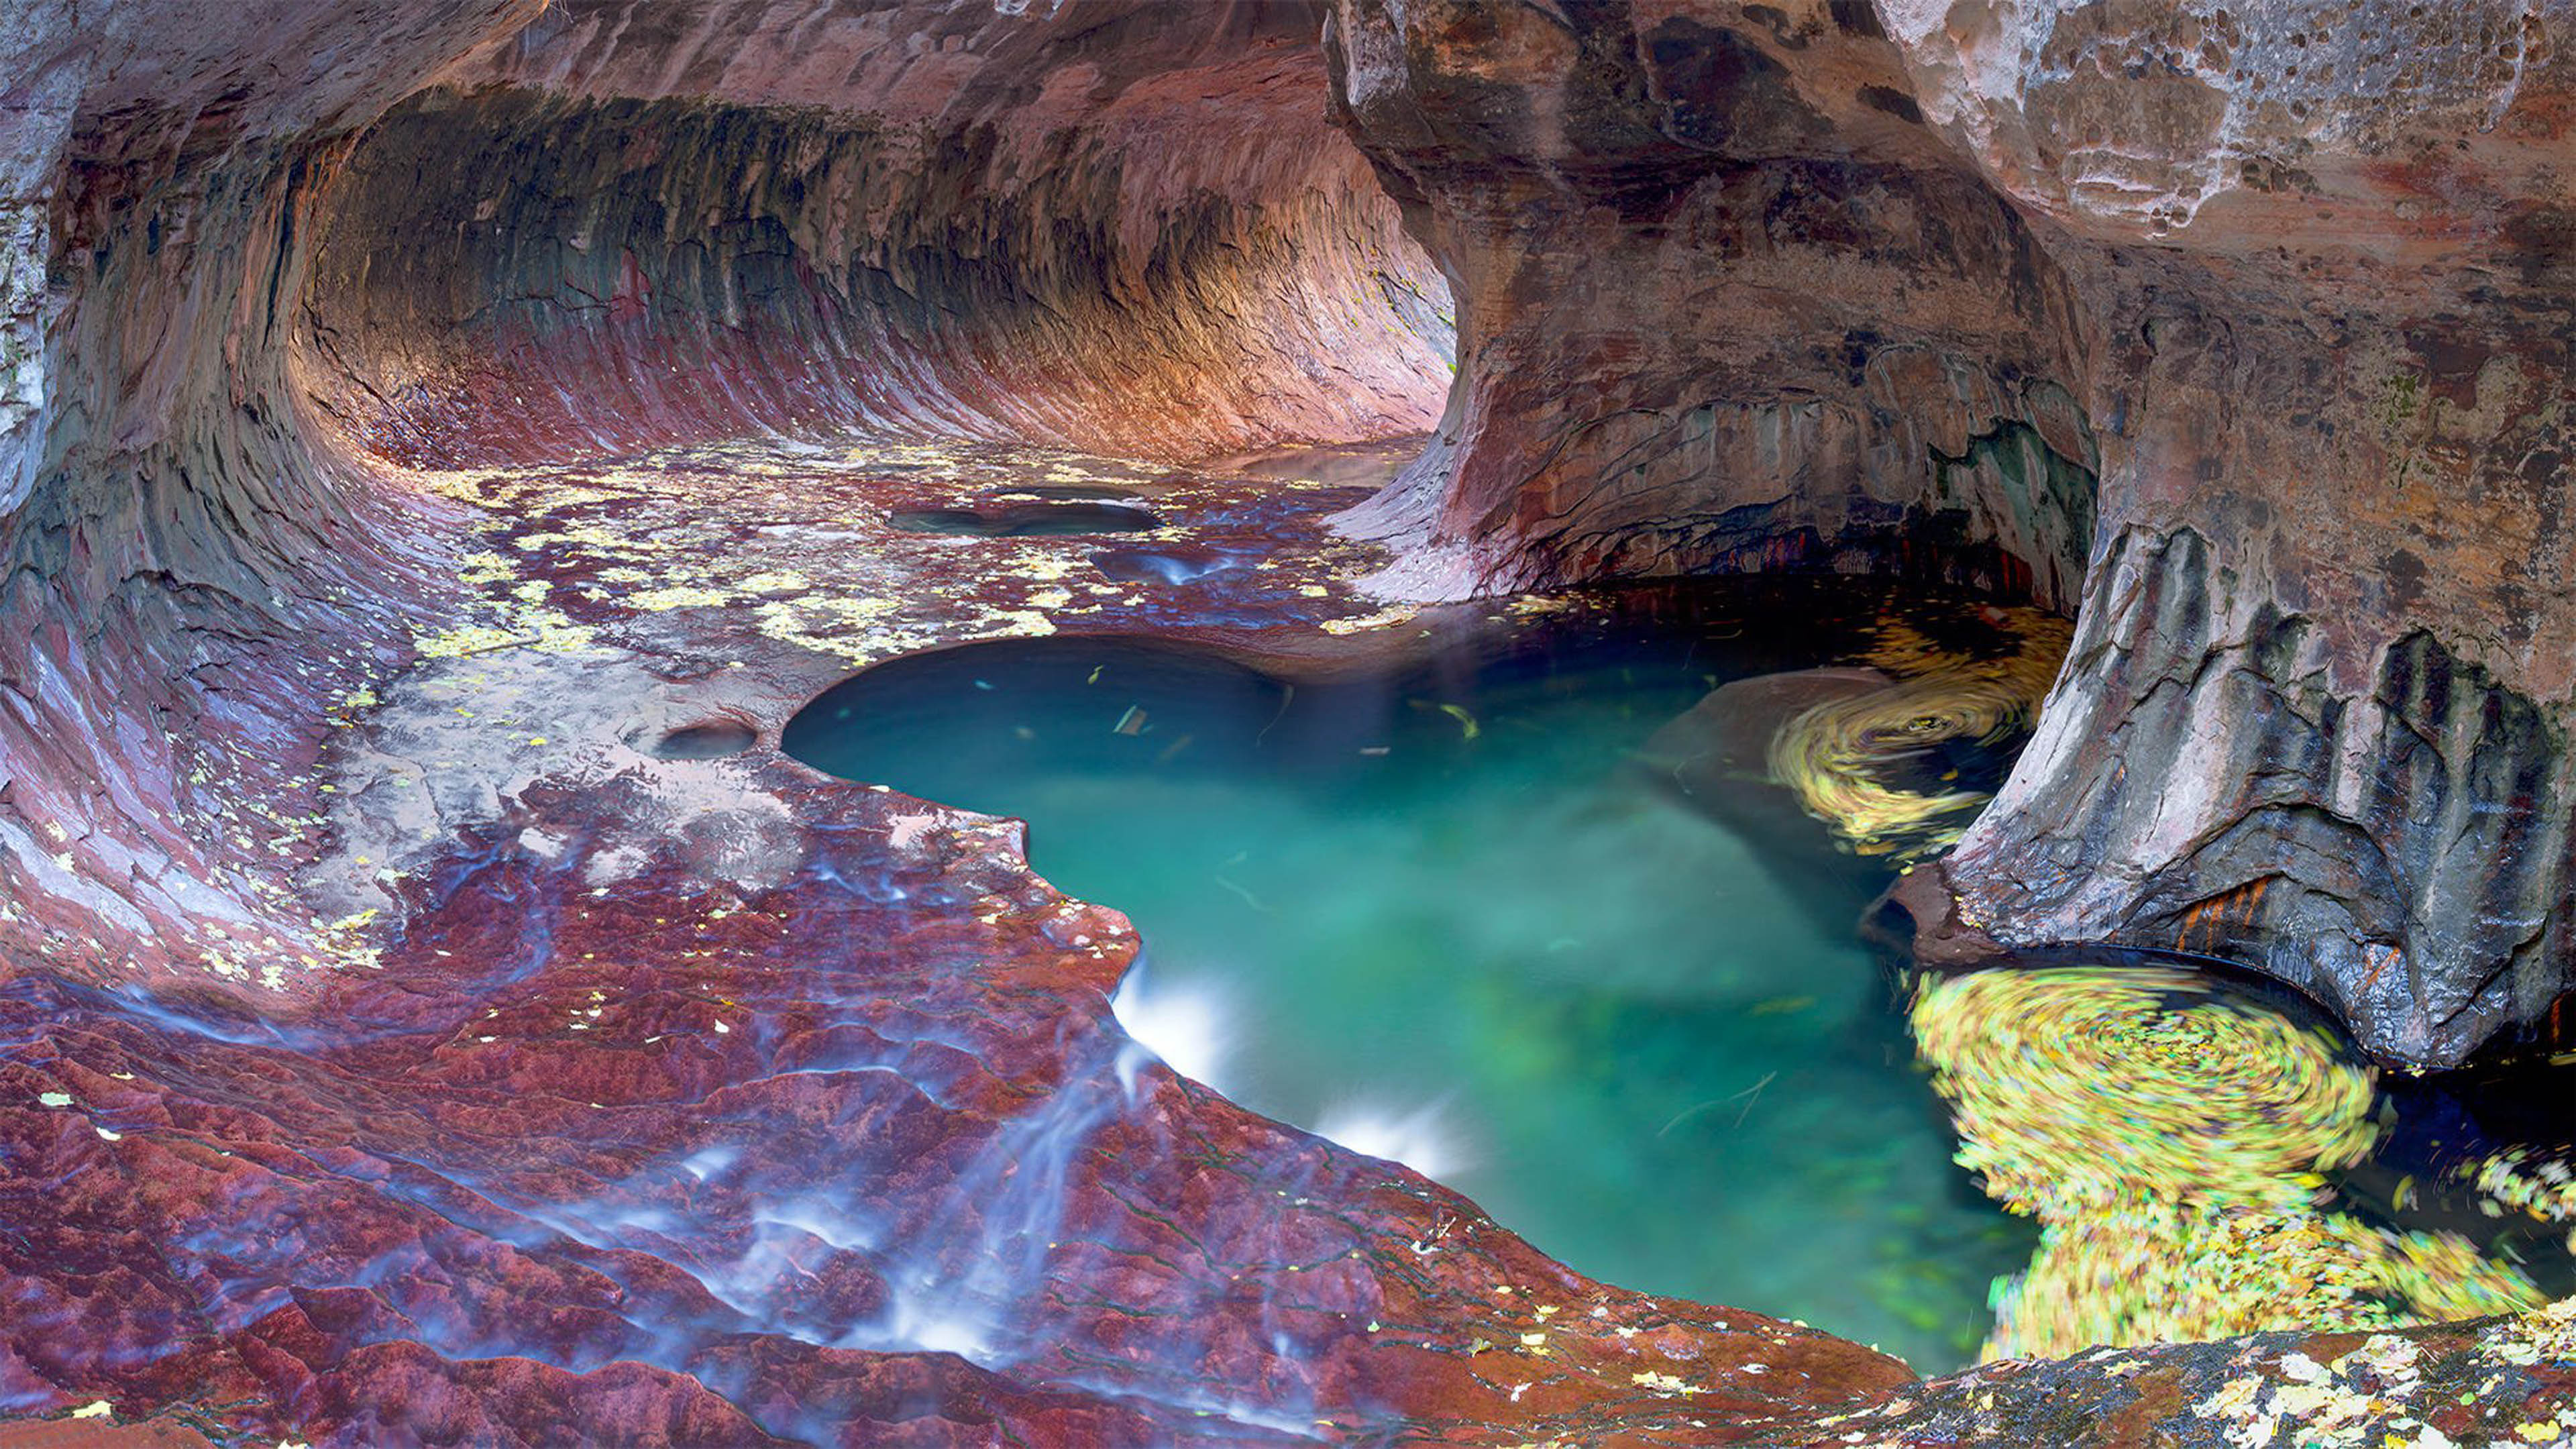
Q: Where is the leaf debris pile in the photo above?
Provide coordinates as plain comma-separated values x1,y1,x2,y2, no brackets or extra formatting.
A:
1769,607,2069,861
1912,965,2542,1361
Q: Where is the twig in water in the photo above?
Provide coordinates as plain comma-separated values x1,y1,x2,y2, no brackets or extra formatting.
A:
1254,683,1296,747
1213,873,1273,914
1656,1070,1779,1137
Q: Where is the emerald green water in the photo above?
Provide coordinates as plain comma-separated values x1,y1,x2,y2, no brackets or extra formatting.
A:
783,582,2041,1369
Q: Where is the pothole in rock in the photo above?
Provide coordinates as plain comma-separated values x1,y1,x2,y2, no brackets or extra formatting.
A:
888,502,1164,537
1088,546,1258,586
784,578,2051,1369
991,483,1163,502
645,719,759,759
782,578,2576,1370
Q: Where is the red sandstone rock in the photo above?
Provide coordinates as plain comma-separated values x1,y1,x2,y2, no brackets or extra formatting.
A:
1,1,2571,1444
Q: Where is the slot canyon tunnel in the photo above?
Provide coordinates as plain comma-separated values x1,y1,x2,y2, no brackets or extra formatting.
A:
1,0,2574,1444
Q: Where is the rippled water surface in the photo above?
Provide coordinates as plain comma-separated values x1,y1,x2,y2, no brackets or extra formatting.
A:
787,580,2047,1368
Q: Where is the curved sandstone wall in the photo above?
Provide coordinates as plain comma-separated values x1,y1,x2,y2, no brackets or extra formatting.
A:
1892,0,2576,1067
0,0,536,1001
1323,0,2100,609
1324,0,2575,1067
1,0,1450,1008
299,2,1452,466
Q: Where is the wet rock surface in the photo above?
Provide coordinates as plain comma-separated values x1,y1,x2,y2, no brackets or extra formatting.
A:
0,424,1942,1443
0,0,2570,1444
0,747,1911,1445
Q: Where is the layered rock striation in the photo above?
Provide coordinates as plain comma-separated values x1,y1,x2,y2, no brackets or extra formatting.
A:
0,2,1914,1442
0,0,2571,1442
1,0,1450,1010
0,0,541,1008
303,1,1452,468
1325,0,2575,1067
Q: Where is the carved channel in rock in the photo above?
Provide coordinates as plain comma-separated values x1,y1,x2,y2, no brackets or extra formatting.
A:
300,78,1454,468
9,0,2576,1437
